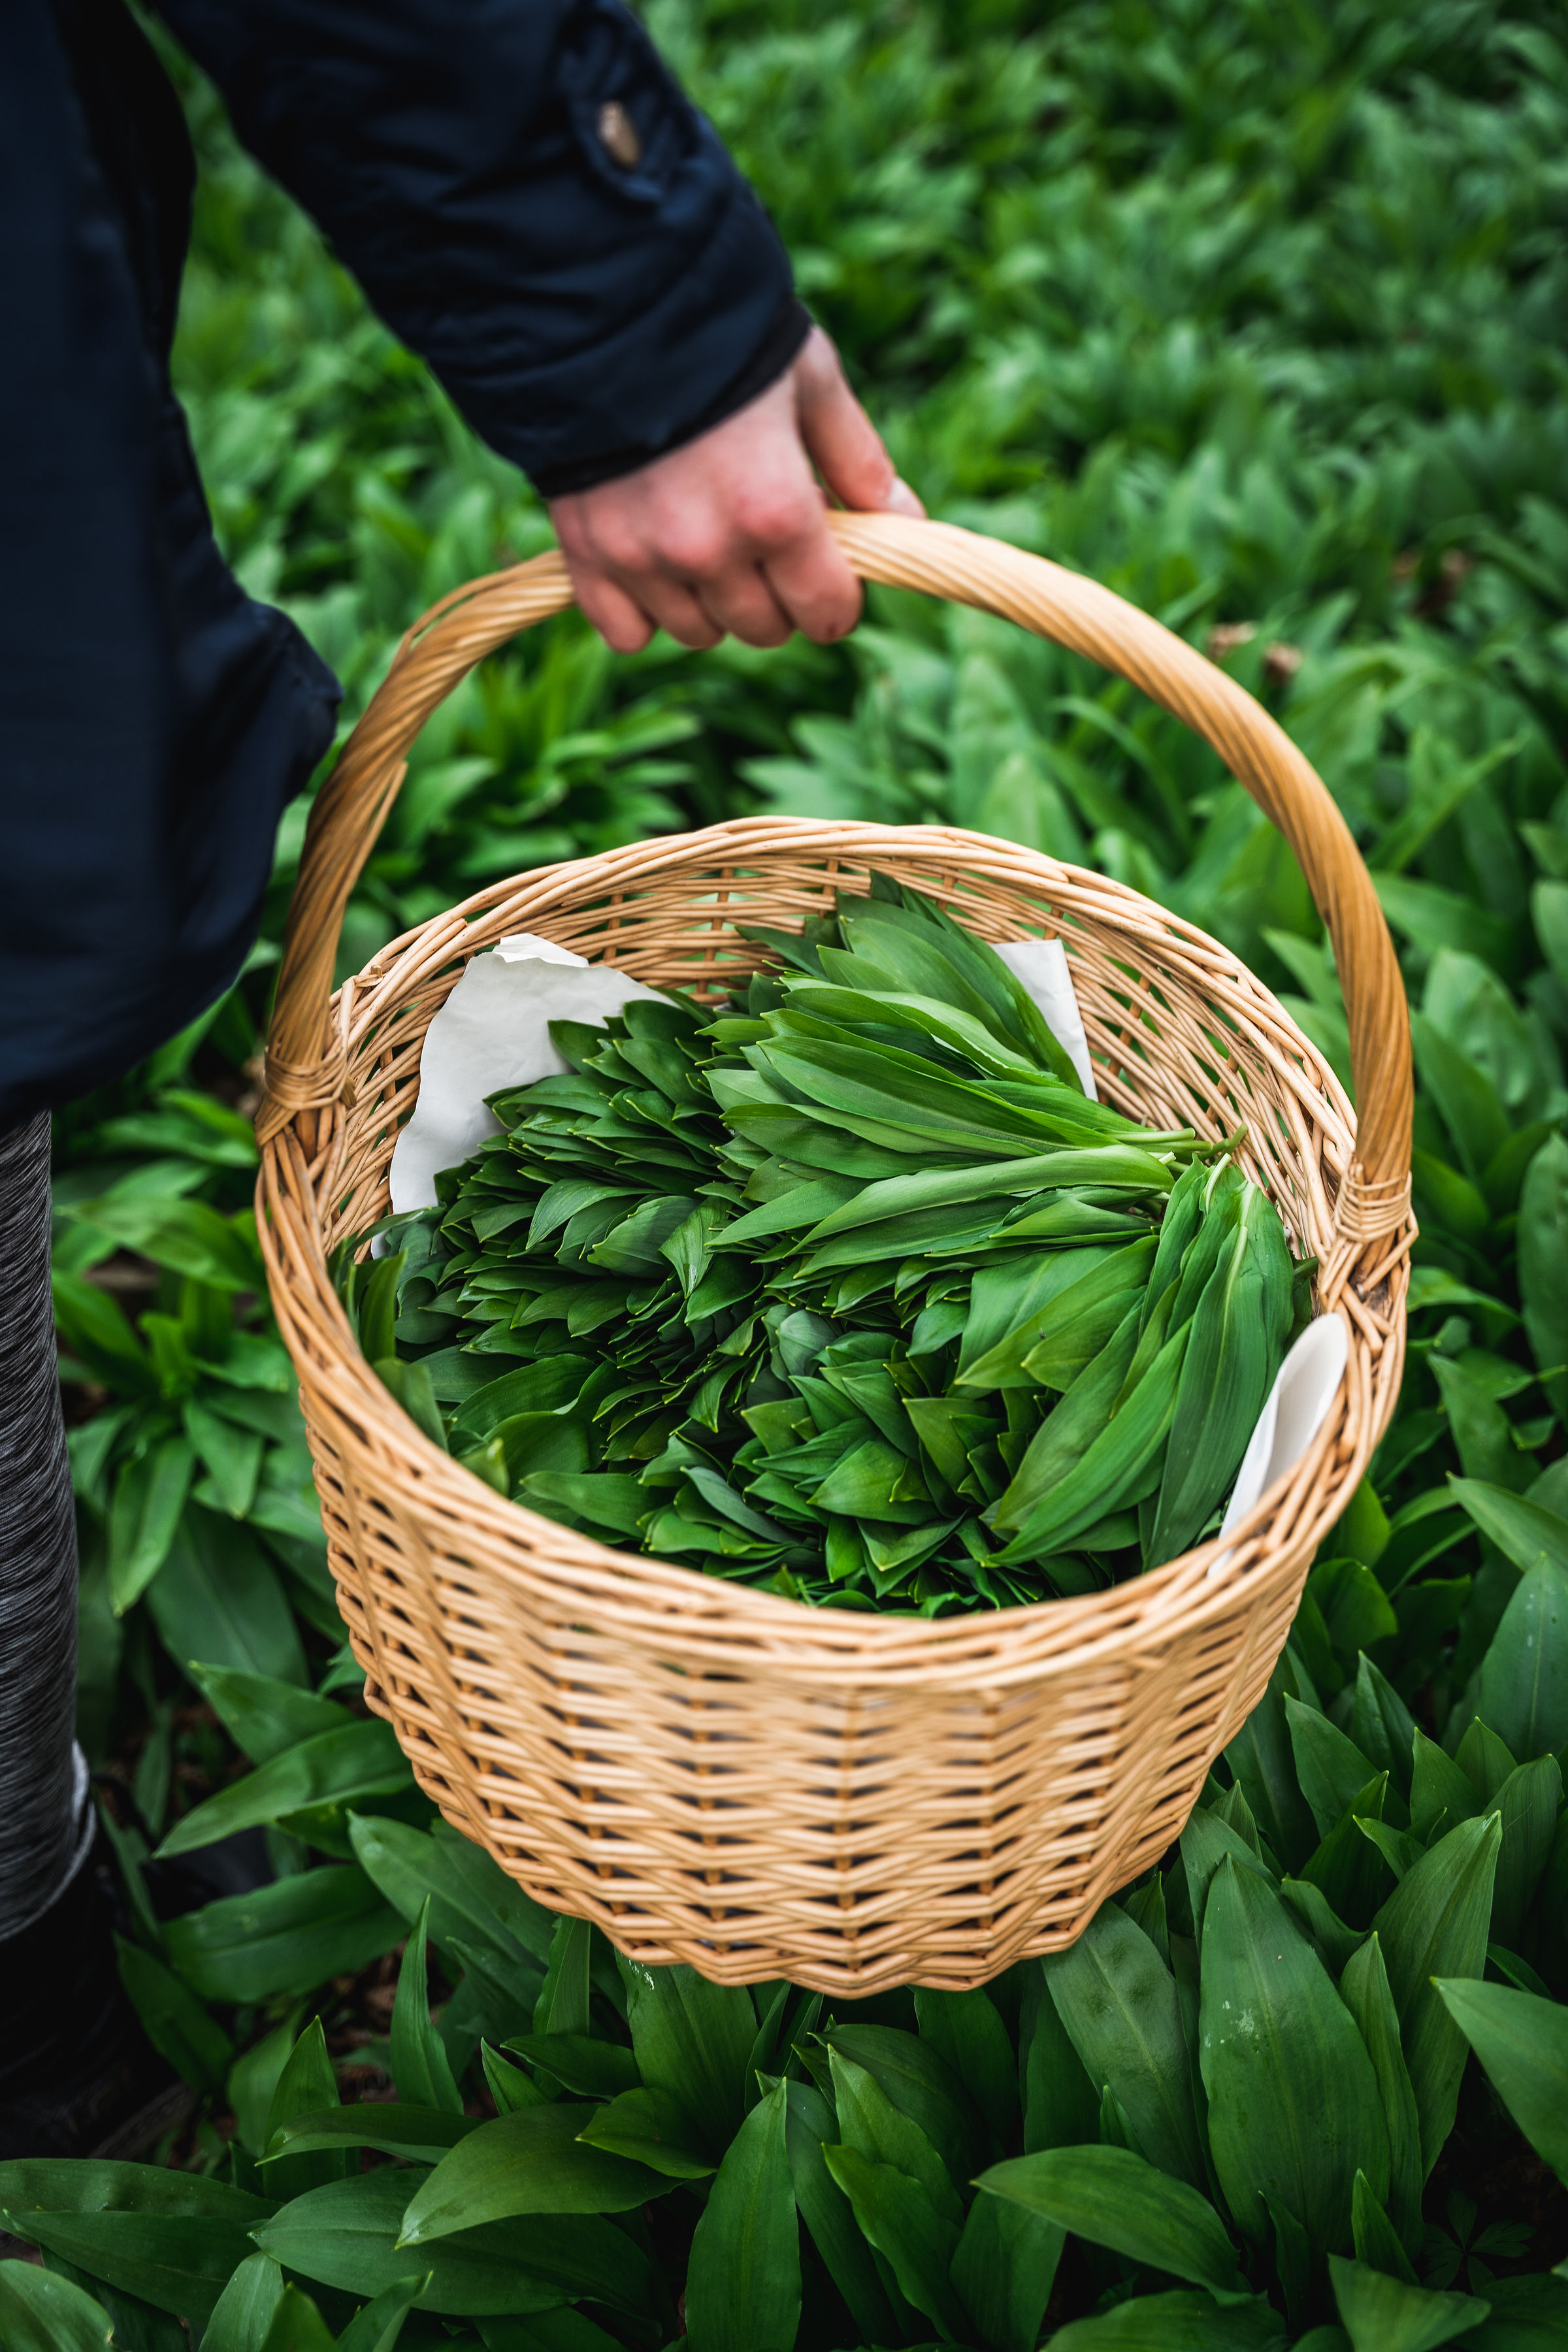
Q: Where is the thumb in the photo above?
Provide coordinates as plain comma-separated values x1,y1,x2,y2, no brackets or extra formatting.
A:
794,327,924,516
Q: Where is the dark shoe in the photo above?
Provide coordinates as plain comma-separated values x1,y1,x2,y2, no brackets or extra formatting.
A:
0,1839,186,2162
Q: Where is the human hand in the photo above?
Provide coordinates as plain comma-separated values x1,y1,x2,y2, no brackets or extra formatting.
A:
549,325,923,653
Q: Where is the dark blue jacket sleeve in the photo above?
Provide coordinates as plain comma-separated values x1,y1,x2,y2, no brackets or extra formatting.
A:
154,0,808,495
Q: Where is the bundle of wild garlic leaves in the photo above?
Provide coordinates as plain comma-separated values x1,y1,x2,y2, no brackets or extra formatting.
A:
345,883,1311,1612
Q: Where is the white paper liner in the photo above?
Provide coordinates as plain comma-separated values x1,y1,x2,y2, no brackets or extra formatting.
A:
387,925,1343,1556
996,936,1098,1098
388,934,663,1212
1209,1313,1349,1577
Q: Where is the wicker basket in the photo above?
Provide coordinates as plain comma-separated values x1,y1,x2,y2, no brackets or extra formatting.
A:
255,514,1413,1994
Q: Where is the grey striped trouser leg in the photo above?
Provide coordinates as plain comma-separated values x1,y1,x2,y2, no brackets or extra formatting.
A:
0,1111,90,1940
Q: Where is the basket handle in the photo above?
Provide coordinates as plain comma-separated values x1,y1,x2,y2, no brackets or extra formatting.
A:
258,512,1411,1275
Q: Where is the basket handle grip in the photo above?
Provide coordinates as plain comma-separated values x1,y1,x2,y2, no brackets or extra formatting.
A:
259,512,1411,1271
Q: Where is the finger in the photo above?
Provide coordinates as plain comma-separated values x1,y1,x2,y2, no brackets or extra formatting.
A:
762,521,863,645
570,568,655,655
794,327,909,513
693,563,794,649
632,575,725,651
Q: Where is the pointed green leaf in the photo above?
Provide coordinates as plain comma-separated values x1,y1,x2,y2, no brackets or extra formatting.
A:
914,1984,1019,2143
1477,1562,1568,1762
391,1900,463,2115
259,2283,338,2352
822,2023,988,2185
1518,1133,1568,1418
1286,1699,1385,1840
1019,1963,1100,2153
822,2142,966,2340
502,2034,640,2102
113,1935,233,2095
827,2046,962,2225
1351,2169,1416,2283
252,2166,647,2316
572,2085,714,2180
975,2144,1245,2298
1036,2288,1287,2348
1491,1756,1563,1948
263,2020,347,2202
1339,1935,1422,2255
155,1722,412,1859
1200,1856,1388,2256
263,2106,476,2166
186,1664,351,1766
201,2251,287,2352
1044,1900,1206,2189
334,2272,429,2352
950,2181,1064,2352
0,2262,114,2352
781,2078,902,2347
617,1956,757,2156
1372,1812,1501,2172
397,2103,673,2244
685,2080,800,2352
1432,1978,1568,2185
1328,2253,1490,2352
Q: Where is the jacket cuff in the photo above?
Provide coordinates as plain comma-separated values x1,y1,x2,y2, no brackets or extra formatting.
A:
531,293,811,498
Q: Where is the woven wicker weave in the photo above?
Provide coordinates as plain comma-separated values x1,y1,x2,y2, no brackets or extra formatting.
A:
255,515,1413,1993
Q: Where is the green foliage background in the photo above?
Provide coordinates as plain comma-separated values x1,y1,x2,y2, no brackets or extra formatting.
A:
24,1,1568,2345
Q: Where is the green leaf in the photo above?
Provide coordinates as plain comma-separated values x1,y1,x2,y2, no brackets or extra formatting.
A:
264,2019,348,2202
1477,1563,1568,1762
1150,1182,1292,1563
1430,1358,1531,1494
1518,1134,1568,1418
483,2041,549,2115
1309,1557,1398,1661
113,1935,233,2095
1286,1700,1386,1840
1411,1729,1482,1844
1372,1812,1502,2172
913,1984,1018,2143
975,2144,1246,2298
265,2107,476,2166
1328,2253,1490,2351
1490,1756,1563,1948
826,2046,962,2226
503,2034,640,2102
780,2078,902,2347
949,2182,1064,2352
259,2283,338,2352
71,1194,261,1290
108,1439,196,1614
145,1507,308,1689
391,1900,463,2115
253,2167,649,2317
685,2081,800,2352
397,2102,672,2244
228,2013,306,2161
821,2142,966,2340
202,2250,287,2352
573,2085,716,2179
617,1955,762,2155
184,1394,265,1518
156,1720,412,1857
1449,1480,1568,1578
0,2159,272,2222
1200,1856,1389,2256
186,1663,351,1765
1339,1935,1422,2255
1432,1978,1568,2185
1226,1657,1320,1874
822,2024,987,2188
164,1867,405,2003
1045,1901,1207,2189
2,2214,261,2325
0,2261,114,2352
1350,2168,1416,2283
50,1269,155,1398
348,1814,553,1977
334,2273,429,2352
532,1915,593,2040
1020,1962,1101,2151
1040,2287,1288,2348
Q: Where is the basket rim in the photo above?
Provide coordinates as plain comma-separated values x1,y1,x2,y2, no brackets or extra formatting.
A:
259,817,1405,1685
